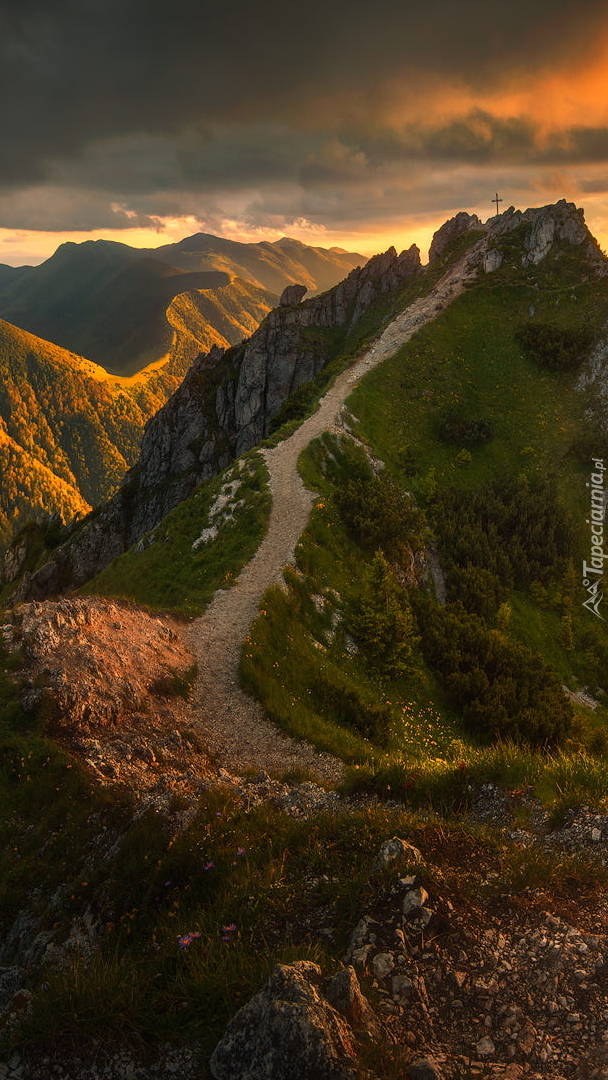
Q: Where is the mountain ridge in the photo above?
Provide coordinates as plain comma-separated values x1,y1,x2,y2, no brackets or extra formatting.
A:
0,233,364,375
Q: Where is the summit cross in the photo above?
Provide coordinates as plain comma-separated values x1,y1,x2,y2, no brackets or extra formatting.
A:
492,192,503,215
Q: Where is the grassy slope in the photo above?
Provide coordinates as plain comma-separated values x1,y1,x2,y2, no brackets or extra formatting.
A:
79,452,271,617
238,241,608,801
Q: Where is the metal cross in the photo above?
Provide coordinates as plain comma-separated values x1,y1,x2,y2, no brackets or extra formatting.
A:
492,192,503,215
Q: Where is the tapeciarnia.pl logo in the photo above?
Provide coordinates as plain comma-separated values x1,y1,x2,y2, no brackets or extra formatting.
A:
582,458,606,619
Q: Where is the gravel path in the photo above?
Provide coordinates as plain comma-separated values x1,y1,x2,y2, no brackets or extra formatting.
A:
185,254,477,781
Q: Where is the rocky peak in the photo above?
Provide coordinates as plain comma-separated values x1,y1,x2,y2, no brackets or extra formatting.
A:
428,211,484,264
483,199,606,272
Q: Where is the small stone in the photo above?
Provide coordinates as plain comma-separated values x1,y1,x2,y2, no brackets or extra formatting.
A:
372,952,395,980
372,837,422,873
406,1057,445,1080
592,828,602,842
403,887,429,918
391,974,414,1000
476,1035,495,1057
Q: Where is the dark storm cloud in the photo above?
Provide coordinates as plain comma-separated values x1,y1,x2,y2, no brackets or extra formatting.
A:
1,0,607,190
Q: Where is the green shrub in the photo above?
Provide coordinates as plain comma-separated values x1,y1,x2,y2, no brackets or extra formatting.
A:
515,322,593,371
437,408,494,447
333,445,423,561
415,597,573,747
345,553,419,676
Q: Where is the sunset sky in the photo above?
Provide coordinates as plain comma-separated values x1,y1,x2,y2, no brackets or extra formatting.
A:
3,0,608,265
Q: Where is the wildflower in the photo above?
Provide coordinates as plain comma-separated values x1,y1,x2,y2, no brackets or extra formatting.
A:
178,931,201,949
236,847,245,856
204,861,215,870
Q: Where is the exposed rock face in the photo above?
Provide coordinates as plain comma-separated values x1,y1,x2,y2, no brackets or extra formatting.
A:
279,283,308,306
1,533,29,584
485,199,606,271
209,961,361,1080
428,211,483,263
6,597,195,736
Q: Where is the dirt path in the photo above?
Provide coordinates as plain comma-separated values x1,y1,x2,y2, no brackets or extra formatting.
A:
185,254,477,781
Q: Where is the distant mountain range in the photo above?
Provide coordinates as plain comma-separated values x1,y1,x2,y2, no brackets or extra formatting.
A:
0,235,364,375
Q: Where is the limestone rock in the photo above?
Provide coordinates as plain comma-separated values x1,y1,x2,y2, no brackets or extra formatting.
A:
372,836,422,873
483,249,503,273
372,951,395,980
487,199,605,271
279,283,307,306
402,886,429,918
428,212,484,263
476,1035,495,1057
323,966,381,1037
209,961,359,1080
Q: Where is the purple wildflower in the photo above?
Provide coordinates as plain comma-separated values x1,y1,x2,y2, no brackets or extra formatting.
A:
178,931,201,949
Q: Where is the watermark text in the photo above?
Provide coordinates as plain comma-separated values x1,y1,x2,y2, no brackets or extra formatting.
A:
582,458,606,619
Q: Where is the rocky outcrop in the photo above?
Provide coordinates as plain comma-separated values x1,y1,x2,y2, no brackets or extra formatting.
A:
232,244,421,455
428,211,484,263
483,199,606,273
279,283,308,306
4,597,195,736
209,961,362,1080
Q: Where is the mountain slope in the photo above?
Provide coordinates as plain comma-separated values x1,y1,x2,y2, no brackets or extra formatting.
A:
0,319,168,546
4,203,608,1078
0,426,90,548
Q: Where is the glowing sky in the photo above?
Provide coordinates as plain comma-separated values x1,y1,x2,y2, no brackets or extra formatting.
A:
3,0,608,264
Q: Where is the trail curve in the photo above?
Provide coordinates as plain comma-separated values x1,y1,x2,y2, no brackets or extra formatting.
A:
185,255,476,781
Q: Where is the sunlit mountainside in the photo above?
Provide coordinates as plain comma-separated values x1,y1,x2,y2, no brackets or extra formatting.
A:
0,234,364,374
0,319,168,544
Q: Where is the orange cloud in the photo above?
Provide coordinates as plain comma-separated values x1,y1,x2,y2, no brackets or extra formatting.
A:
377,28,608,146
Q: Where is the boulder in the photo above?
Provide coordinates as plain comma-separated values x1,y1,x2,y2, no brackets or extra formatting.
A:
372,836,422,873
209,960,359,1080
279,283,308,306
428,212,483,264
